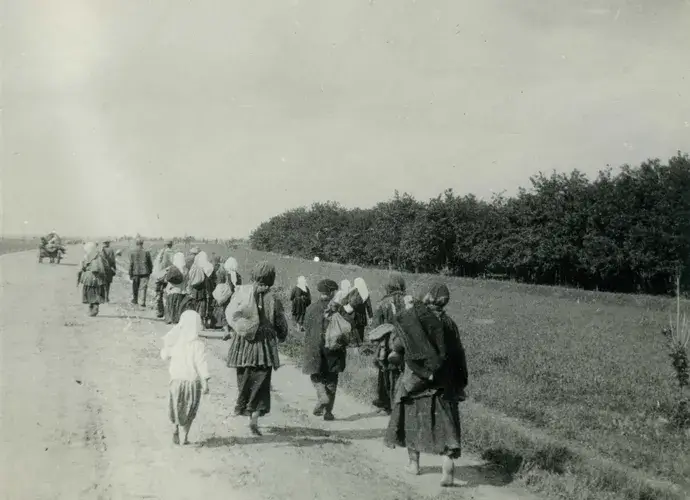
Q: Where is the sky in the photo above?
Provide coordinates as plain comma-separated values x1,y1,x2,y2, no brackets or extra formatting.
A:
2,0,689,239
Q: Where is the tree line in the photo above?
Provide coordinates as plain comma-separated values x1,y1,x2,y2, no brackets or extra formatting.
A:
250,152,690,296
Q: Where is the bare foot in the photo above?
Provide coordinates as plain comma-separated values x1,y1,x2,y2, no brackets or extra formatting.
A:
249,423,262,436
172,430,180,445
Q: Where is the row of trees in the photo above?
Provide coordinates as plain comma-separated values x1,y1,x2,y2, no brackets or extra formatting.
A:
250,153,690,296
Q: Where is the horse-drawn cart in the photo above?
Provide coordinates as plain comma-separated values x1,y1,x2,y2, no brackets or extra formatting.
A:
38,237,66,264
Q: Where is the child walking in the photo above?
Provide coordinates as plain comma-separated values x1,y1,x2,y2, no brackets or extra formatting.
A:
161,310,210,445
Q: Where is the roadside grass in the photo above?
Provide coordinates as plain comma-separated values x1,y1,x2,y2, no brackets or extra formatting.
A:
117,240,690,500
0,238,42,256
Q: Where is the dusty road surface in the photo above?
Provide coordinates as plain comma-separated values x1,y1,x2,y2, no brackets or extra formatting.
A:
1,248,541,500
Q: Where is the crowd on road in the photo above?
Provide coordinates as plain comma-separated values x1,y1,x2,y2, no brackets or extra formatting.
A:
72,238,469,487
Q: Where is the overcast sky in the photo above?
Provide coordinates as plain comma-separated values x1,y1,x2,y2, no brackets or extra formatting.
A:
2,0,689,239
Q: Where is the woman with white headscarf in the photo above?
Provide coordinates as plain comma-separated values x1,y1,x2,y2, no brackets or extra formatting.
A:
163,252,190,324
78,242,108,317
211,256,243,332
289,276,312,331
349,277,374,346
186,251,214,325
161,310,210,445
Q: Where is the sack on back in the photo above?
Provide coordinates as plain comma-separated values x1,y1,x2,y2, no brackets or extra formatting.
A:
324,312,352,350
213,283,234,305
225,285,260,341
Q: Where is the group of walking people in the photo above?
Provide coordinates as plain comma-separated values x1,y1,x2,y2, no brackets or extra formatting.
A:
77,239,468,486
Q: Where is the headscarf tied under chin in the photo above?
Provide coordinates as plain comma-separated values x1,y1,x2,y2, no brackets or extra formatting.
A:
422,283,450,311
297,276,308,293
354,277,369,301
194,251,214,278
82,242,99,264
251,261,276,287
385,273,406,295
224,257,239,286
160,310,204,360
172,252,186,273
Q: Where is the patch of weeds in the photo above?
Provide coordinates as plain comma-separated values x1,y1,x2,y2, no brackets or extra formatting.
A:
529,444,575,475
481,447,524,475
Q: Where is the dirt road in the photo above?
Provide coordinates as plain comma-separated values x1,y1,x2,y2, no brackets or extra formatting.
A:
1,248,540,500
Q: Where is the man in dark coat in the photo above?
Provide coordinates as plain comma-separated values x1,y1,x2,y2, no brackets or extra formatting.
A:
101,240,117,303
129,239,153,307
302,279,354,421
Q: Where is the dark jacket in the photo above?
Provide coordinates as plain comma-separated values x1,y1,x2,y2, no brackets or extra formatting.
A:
302,298,354,375
129,248,153,277
102,247,117,281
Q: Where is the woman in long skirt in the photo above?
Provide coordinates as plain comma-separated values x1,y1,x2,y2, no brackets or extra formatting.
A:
224,261,288,435
289,276,311,331
349,277,373,346
161,310,210,445
212,257,242,332
186,251,214,323
384,283,468,487
78,242,108,317
164,252,192,324
370,273,407,414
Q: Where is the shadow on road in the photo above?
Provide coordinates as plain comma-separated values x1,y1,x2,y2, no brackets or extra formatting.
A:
198,425,385,449
97,314,167,323
418,464,514,487
339,411,387,422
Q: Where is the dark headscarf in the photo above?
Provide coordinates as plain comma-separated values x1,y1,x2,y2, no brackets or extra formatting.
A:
251,261,276,287
317,279,339,294
422,283,450,310
385,272,406,294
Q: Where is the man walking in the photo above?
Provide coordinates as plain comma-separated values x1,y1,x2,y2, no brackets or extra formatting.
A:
101,240,117,302
129,239,153,307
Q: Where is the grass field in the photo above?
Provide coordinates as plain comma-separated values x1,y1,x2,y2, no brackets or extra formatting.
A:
0,238,42,256
102,241,690,498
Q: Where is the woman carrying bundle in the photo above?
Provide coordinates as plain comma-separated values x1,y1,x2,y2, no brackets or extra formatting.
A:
224,262,288,435
384,283,468,487
163,252,191,324
289,276,312,331
211,257,242,332
370,273,407,414
186,251,214,324
78,242,108,317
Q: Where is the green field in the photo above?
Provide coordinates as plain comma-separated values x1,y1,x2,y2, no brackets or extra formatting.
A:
120,241,690,498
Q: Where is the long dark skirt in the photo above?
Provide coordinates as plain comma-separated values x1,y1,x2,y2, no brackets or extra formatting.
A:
212,300,230,329
292,297,309,326
234,366,272,416
165,294,194,324
373,368,401,412
384,393,462,458
82,284,105,305
168,379,202,428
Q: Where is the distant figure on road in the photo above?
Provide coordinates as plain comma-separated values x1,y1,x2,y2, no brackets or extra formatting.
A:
384,283,468,487
78,242,108,317
302,279,354,421
129,239,153,307
349,277,373,346
370,273,407,415
289,276,312,331
163,252,192,324
160,310,210,446
101,240,117,303
224,261,288,435
186,251,214,323
153,241,175,318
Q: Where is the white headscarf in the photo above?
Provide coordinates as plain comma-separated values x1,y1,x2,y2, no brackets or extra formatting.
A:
340,280,351,294
297,276,308,292
194,251,214,277
82,242,99,263
354,277,369,301
172,252,186,273
224,257,239,285
160,310,204,360
153,247,174,277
